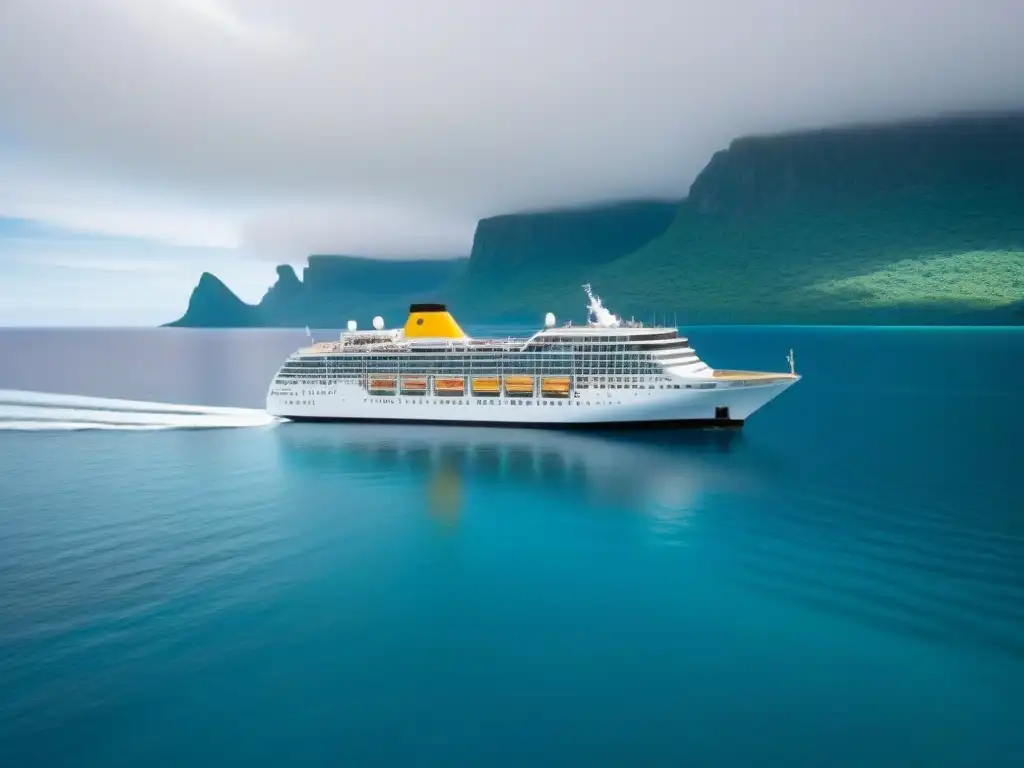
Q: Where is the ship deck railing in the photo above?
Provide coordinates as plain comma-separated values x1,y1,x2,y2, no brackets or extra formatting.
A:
301,336,534,355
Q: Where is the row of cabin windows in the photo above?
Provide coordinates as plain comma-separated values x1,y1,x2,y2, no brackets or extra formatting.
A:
277,374,676,386
283,365,670,375
538,332,678,343
292,344,690,365
525,344,691,354
284,357,671,369
534,340,690,351
279,368,665,381
280,373,666,381
284,353,687,370
278,380,688,392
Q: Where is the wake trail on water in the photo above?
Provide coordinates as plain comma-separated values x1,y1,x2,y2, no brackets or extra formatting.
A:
0,389,279,431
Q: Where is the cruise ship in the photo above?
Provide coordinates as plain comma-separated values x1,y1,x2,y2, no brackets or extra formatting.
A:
266,286,800,428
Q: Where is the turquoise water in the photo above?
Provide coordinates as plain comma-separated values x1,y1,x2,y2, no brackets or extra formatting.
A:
0,326,1022,766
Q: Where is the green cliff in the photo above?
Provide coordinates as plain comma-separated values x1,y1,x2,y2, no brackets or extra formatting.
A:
168,112,1024,328
448,113,1024,324
460,200,677,280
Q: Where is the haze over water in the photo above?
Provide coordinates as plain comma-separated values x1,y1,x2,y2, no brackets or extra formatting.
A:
0,325,1021,766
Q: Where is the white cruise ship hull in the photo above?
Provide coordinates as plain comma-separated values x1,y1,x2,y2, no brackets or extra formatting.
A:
266,290,801,429
266,375,798,429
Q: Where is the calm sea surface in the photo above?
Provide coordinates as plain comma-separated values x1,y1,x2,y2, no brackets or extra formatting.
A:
0,326,1022,766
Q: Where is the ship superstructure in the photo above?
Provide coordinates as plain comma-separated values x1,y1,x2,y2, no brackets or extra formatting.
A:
266,286,800,428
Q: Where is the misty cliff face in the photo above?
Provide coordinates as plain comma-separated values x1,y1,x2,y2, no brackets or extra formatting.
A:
449,112,1023,324
296,256,467,327
168,257,468,328
465,201,678,279
167,112,1024,328
687,113,1024,217
302,255,465,300
586,112,1024,324
167,202,677,327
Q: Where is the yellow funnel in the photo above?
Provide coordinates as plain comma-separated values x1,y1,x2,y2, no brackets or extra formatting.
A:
403,303,467,339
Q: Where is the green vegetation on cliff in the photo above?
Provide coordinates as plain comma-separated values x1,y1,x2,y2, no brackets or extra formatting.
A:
447,113,1024,325
169,112,1024,328
463,201,677,280
584,193,1022,324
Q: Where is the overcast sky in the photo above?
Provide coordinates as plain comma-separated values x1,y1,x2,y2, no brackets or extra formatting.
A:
1,0,1022,324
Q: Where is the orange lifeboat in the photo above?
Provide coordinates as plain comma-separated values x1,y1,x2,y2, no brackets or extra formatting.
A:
504,375,534,395
400,376,427,394
368,376,397,393
471,376,500,395
434,377,465,395
541,376,570,397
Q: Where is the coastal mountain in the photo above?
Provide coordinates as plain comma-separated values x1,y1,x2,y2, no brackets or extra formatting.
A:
438,200,678,321
168,112,1024,328
171,272,259,327
603,112,1024,324
448,112,1024,324
167,203,676,328
462,201,677,280
686,113,1022,215
167,256,466,328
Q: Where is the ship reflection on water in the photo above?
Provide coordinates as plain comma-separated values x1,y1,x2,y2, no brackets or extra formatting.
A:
427,461,463,526
274,423,778,524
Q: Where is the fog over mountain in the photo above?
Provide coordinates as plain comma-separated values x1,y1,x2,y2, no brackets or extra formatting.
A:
1,0,1022,262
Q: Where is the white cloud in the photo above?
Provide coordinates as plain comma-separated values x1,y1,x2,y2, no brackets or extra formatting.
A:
172,0,296,49
0,153,243,248
0,0,1021,259
239,199,476,259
